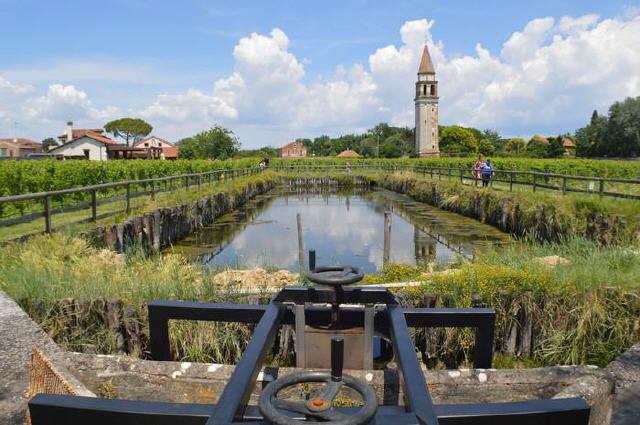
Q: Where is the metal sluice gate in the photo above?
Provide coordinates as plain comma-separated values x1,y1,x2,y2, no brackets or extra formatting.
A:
29,262,591,425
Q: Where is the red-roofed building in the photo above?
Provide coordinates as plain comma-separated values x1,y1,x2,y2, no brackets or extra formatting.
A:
48,122,119,160
280,141,307,158
133,136,179,159
0,138,43,158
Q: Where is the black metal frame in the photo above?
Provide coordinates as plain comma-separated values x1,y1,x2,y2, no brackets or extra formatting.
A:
29,285,590,425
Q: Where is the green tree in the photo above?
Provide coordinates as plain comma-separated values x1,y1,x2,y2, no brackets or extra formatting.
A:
547,136,566,158
525,137,549,158
440,126,478,154
104,118,153,146
177,126,240,159
379,134,405,158
478,139,495,156
41,137,57,152
504,138,526,156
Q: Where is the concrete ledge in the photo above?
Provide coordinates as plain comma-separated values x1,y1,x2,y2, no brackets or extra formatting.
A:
63,352,614,424
0,291,93,425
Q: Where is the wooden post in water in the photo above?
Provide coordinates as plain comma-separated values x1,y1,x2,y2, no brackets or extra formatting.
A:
297,213,305,272
383,211,392,265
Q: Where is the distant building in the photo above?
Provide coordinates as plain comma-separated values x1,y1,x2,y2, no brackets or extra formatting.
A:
530,135,549,145
57,121,106,146
0,138,43,158
415,44,439,157
133,136,178,159
337,149,361,158
562,136,577,156
280,141,307,158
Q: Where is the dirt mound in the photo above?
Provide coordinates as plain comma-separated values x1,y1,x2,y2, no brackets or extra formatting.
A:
212,268,299,289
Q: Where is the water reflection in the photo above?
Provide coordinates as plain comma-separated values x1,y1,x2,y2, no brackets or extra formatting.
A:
166,188,511,273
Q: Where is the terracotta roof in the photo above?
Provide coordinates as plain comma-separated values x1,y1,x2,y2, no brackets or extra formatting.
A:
49,131,118,152
418,45,435,74
337,149,361,158
58,128,104,140
531,135,549,145
281,141,305,149
135,136,175,147
562,137,576,148
0,138,40,146
163,147,179,158
81,131,118,145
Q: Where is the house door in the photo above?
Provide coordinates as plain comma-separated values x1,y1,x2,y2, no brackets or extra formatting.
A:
83,149,90,159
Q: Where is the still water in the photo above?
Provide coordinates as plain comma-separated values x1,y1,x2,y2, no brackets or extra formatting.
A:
167,188,511,273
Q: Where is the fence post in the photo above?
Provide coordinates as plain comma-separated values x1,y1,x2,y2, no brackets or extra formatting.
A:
509,173,514,191
562,177,567,195
459,169,464,184
126,184,131,213
532,174,537,193
448,167,452,180
44,195,52,234
150,181,156,201
185,176,189,189
197,175,201,188
91,189,97,221
599,179,605,196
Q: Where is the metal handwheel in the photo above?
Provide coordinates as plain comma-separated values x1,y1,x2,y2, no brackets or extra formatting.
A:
307,266,364,286
259,337,378,425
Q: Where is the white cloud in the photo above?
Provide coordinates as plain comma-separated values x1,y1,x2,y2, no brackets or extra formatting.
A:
25,84,119,122
2,13,640,145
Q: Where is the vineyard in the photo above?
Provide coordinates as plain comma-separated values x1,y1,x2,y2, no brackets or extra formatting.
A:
0,158,259,196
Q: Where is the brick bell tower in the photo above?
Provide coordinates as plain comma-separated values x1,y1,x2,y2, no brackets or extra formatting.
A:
415,44,439,157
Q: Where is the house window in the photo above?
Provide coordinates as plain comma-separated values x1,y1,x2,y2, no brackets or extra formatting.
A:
430,85,436,96
145,143,149,147
83,149,90,159
0,147,6,157
422,85,427,95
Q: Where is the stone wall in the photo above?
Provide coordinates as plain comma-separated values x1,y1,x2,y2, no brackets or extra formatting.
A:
85,179,276,253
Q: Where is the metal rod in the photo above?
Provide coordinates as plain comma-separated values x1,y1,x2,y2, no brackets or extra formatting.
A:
207,303,283,424
294,304,306,368
387,304,440,425
363,306,374,370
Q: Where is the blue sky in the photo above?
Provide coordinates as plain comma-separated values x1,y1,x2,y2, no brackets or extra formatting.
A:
1,0,639,147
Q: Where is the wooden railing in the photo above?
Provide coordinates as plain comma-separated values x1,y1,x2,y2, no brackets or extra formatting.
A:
0,167,262,236
272,164,640,200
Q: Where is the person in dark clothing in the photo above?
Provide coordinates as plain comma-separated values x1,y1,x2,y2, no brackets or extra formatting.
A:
481,159,494,187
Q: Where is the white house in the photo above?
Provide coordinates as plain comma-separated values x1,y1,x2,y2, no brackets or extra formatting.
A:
48,130,117,160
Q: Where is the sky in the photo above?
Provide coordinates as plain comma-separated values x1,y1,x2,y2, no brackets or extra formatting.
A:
0,0,639,148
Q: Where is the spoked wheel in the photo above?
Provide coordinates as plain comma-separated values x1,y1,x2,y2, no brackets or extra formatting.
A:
307,266,364,286
258,371,378,425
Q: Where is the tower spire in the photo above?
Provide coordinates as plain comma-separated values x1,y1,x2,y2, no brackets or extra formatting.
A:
418,44,435,74
414,43,439,157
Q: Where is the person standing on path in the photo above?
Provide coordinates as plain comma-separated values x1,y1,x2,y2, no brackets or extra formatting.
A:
481,159,494,187
472,156,483,185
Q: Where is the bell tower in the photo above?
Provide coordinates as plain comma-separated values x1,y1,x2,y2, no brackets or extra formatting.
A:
415,44,439,157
